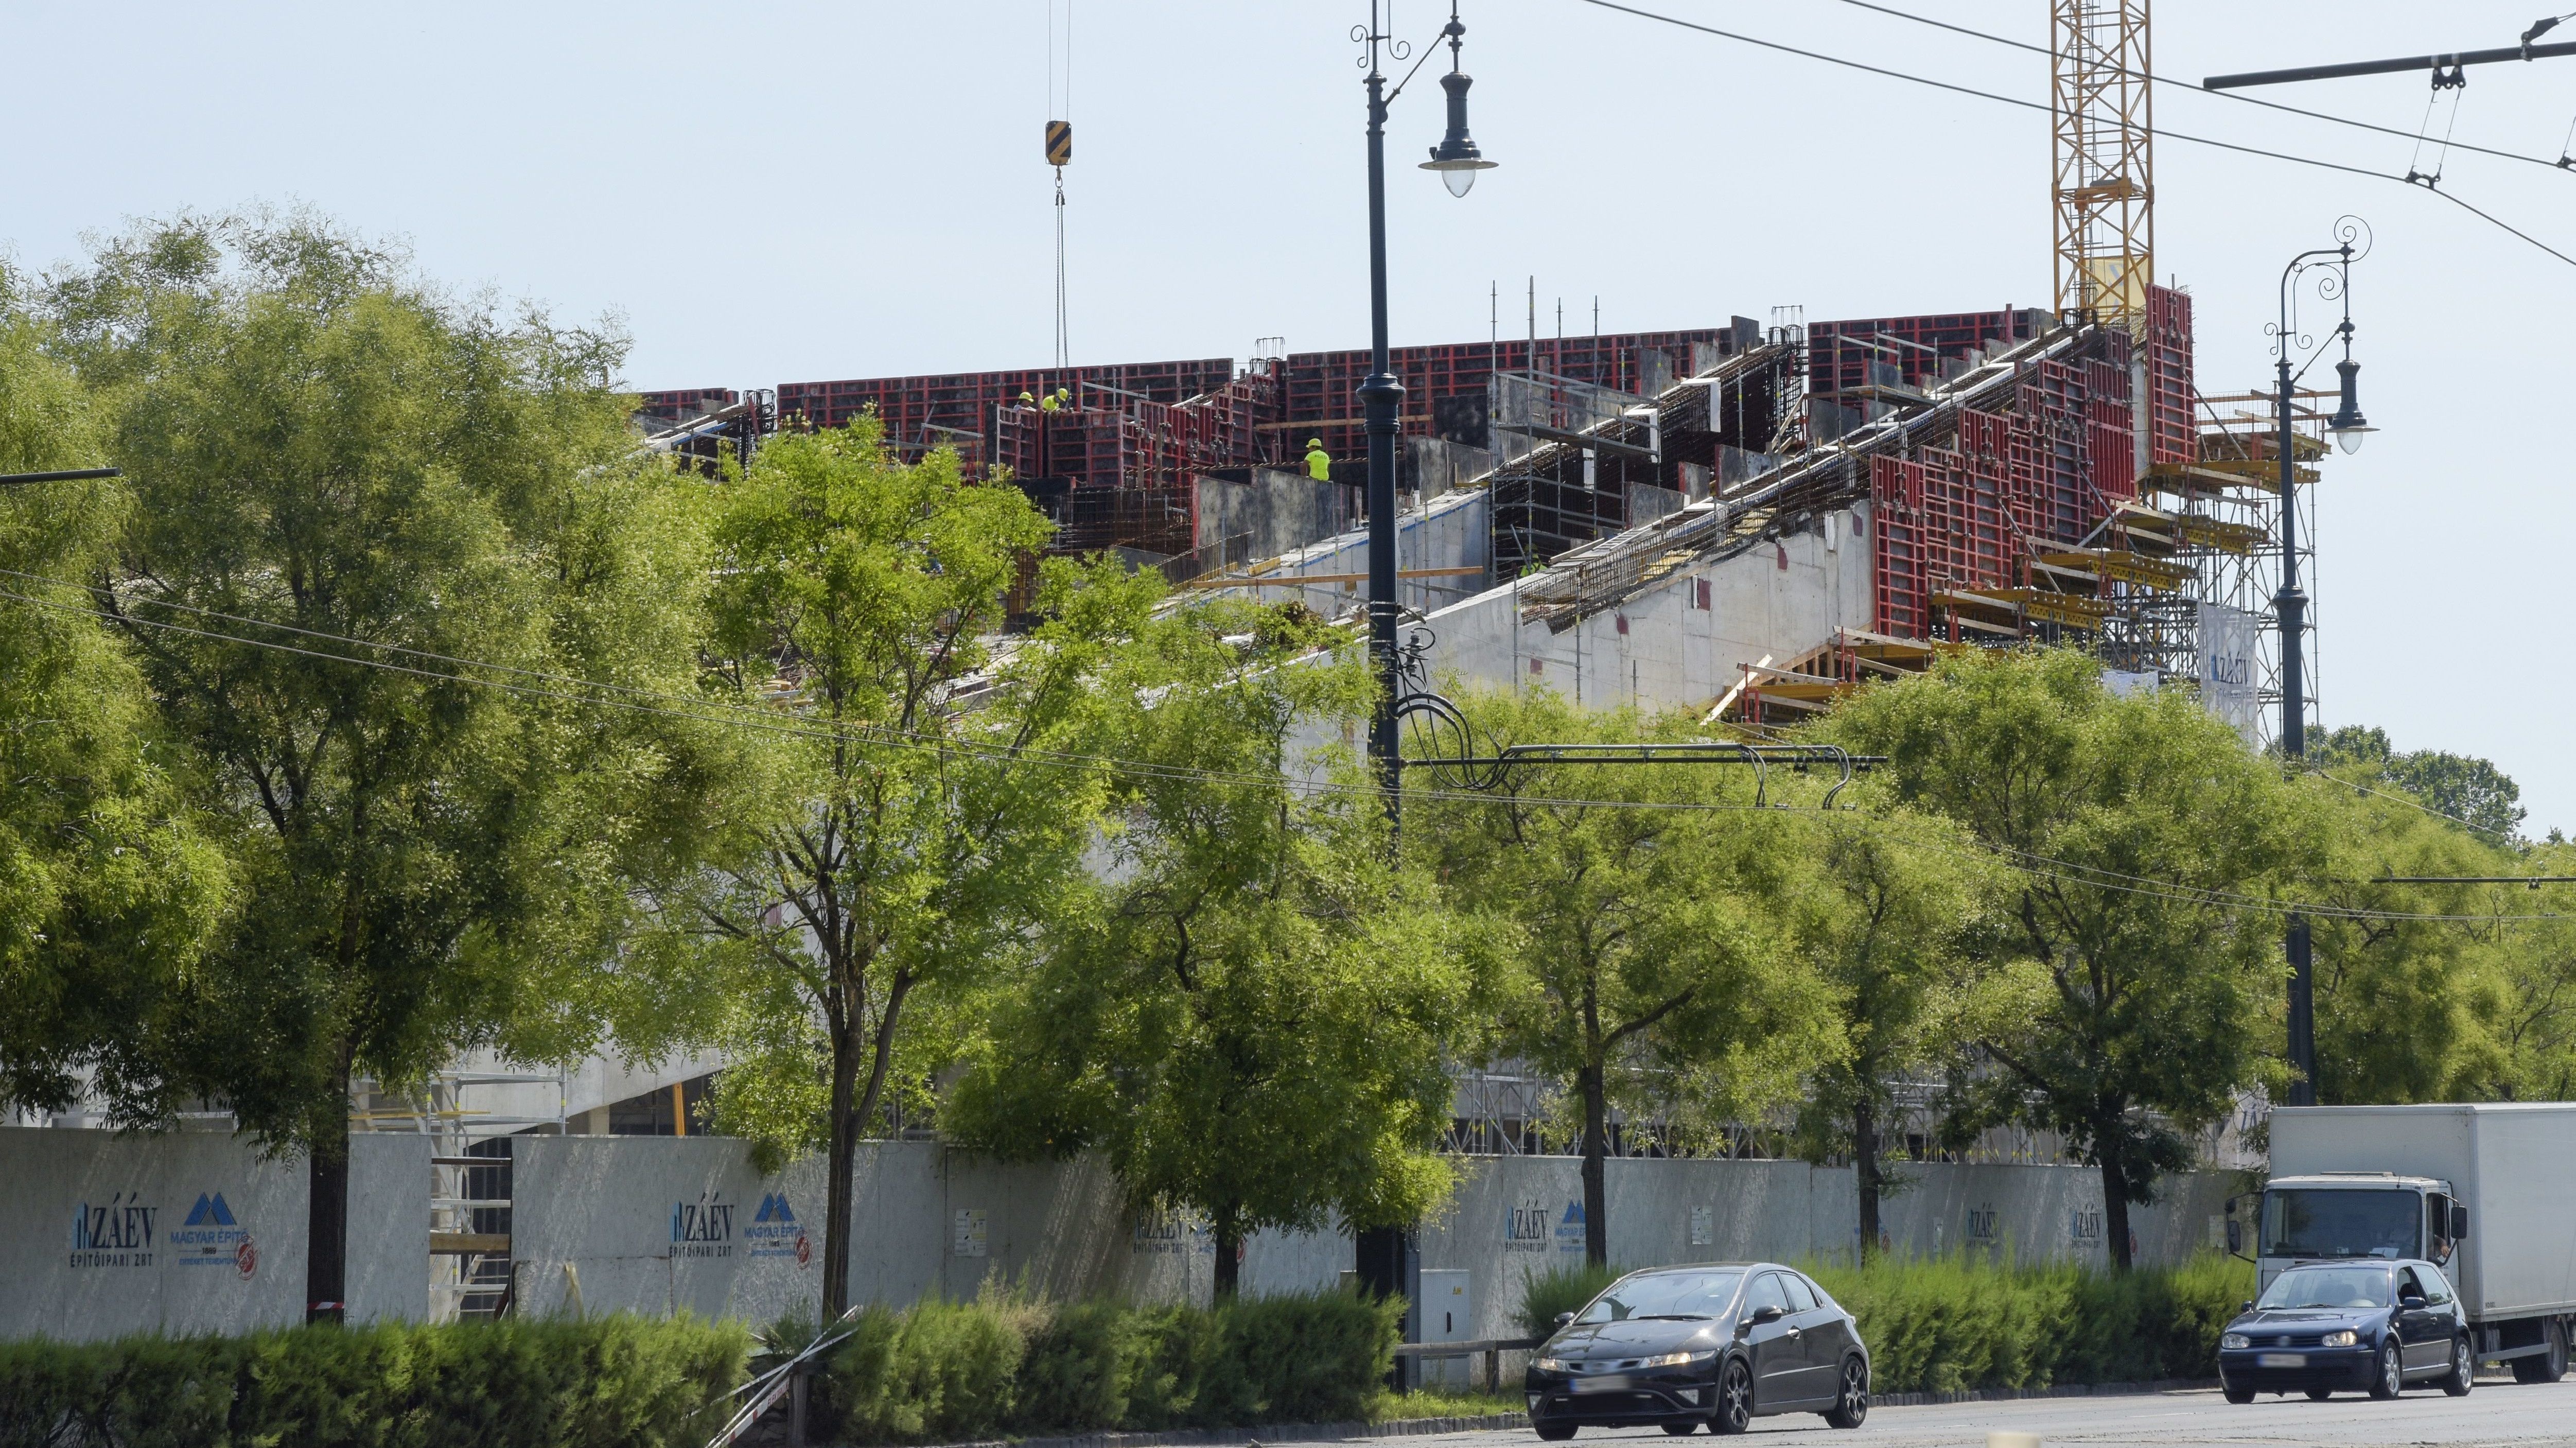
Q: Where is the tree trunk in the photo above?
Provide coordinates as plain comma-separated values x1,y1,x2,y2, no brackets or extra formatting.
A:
821,1017,862,1319
2099,1145,2134,1274
1213,1203,1242,1299
1579,1059,1609,1267
1853,1094,1881,1262
305,1055,352,1324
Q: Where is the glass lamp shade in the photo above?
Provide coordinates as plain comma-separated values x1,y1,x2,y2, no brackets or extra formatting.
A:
1421,70,1496,199
2331,422,2374,455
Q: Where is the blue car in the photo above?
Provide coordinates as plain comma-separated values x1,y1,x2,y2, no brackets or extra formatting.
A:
2218,1258,2474,1402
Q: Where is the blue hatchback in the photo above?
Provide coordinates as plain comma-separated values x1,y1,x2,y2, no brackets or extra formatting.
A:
2218,1259,2473,1403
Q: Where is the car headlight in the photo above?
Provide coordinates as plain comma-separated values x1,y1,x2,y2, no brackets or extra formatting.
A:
1638,1350,1716,1368
2321,1330,2358,1348
1536,1358,1568,1372
2220,1333,2249,1350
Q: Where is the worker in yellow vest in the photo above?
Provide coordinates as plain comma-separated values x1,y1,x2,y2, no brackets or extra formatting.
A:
1040,389,1061,414
1304,438,1331,482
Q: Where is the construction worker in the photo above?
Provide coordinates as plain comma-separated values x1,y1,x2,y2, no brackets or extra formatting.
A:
1039,389,1060,414
1304,438,1331,483
1052,386,1072,411
1019,390,1036,409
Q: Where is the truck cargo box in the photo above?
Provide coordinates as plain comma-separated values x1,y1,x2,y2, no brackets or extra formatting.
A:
2270,1103,2576,1322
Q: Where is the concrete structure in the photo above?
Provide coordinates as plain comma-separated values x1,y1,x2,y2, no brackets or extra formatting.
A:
0,1128,425,1341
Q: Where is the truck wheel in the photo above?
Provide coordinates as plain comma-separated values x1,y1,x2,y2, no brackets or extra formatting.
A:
2511,1320,2569,1385
2369,1341,2403,1400
2442,1336,2474,1397
1536,1423,1577,1441
2223,1383,2255,1404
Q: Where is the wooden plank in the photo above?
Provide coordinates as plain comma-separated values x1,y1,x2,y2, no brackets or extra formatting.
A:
430,1232,511,1256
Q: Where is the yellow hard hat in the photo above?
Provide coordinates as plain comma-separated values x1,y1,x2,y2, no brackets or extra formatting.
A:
1307,438,1323,449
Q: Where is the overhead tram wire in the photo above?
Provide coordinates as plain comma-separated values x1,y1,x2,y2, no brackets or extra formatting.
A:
1830,0,2576,176
1568,0,2576,269
4,573,2566,926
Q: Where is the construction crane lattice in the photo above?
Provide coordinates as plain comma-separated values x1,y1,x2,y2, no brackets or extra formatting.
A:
2052,0,2153,329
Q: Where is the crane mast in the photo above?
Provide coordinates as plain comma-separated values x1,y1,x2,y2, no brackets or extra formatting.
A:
2052,0,2153,329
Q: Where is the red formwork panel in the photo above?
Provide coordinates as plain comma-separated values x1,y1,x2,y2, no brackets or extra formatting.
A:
1870,457,1930,638
636,388,739,425
1810,308,2043,399
2145,285,2195,465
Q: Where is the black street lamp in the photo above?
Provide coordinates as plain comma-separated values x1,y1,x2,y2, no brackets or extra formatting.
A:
1352,0,1491,1376
1357,1,1493,832
2271,217,2371,1108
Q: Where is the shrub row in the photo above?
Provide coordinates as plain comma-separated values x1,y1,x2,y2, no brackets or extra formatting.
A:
1807,1253,2254,1394
0,1315,748,1448
803,1289,1403,1444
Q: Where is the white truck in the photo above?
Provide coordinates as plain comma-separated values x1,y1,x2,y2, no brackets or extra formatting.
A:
2231,1104,2576,1383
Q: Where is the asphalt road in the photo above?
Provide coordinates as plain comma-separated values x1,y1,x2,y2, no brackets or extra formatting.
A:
1297,1377,2576,1447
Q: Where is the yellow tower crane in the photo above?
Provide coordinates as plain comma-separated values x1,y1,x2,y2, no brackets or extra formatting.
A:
2051,0,2153,329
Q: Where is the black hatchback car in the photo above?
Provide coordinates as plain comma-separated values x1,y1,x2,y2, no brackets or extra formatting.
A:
1524,1263,1870,1437
2217,1259,2474,1402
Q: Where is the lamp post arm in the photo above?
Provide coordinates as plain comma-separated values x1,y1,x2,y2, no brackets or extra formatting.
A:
2208,38,2576,89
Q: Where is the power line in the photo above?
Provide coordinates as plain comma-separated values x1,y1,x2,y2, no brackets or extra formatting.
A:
3,570,2562,923
1833,0,2576,176
1568,0,2576,270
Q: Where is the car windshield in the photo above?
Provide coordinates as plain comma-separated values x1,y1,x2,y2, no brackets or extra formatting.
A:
1577,1270,1745,1323
2256,1265,2395,1311
2263,1189,2420,1260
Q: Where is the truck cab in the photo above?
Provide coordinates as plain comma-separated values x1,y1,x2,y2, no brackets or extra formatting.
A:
2248,1173,2466,1297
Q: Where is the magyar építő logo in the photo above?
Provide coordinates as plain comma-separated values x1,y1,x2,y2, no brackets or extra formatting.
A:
746,1192,810,1268
173,1192,257,1278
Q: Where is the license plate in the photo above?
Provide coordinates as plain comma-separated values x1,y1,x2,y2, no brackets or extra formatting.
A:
2256,1353,2306,1369
1572,1375,1632,1394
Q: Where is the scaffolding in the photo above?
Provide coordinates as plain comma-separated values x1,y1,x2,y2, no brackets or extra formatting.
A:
352,1068,567,1321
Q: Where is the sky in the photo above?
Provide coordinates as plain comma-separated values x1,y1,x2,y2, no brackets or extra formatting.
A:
6,1,2573,829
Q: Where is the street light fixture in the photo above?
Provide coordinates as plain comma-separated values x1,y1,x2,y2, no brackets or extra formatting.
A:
1419,15,1496,198
2270,217,2371,1107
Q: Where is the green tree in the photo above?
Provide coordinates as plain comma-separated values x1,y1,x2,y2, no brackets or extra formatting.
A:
50,215,716,1318
946,605,1473,1296
620,419,1156,1317
0,297,229,1120
1783,806,1995,1260
1410,690,1831,1267
2308,724,2526,842
1829,649,2304,1271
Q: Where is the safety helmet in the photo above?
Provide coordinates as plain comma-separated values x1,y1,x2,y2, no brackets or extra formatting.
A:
1307,438,1323,449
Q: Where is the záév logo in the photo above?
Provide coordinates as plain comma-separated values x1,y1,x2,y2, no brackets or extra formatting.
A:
71,1192,155,1268
2071,1206,2104,1244
1504,1197,1552,1253
173,1192,256,1278
672,1195,735,1259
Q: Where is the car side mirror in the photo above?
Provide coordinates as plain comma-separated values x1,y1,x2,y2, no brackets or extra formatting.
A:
1555,1311,1575,1328
2401,1296,2427,1312
2224,1220,2242,1254
1748,1304,1786,1325
2451,1205,2470,1241
2240,1300,2254,1313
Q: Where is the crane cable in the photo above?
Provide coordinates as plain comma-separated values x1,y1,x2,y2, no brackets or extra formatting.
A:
1048,0,1074,369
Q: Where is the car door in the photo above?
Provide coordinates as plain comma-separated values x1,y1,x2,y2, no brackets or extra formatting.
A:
1791,1271,1858,1400
1778,1271,1844,1404
2393,1267,2442,1373
2414,1262,2464,1363
1740,1271,1806,1407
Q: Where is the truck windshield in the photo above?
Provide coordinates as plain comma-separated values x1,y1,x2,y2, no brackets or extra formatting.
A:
2256,1265,2395,1310
2263,1188,2418,1260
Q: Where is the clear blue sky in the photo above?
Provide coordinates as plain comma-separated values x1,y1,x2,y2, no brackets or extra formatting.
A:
8,2,2572,831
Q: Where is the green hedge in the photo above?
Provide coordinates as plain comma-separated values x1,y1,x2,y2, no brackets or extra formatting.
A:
1808,1253,2254,1394
0,1315,748,1448
807,1289,1403,1444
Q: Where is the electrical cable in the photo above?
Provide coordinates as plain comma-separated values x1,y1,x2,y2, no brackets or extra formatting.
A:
1569,0,2576,270
2,570,2562,922
1833,0,2576,176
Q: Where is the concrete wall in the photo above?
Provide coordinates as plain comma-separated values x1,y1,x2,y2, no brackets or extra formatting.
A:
1194,470,1350,562
0,1128,426,1341
1429,1156,2237,1341
506,1139,1347,1322
1245,487,1491,619
1416,502,1873,714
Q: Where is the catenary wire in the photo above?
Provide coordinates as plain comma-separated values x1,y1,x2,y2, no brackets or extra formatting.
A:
1832,0,2576,176
1570,0,2576,270
6,577,2565,924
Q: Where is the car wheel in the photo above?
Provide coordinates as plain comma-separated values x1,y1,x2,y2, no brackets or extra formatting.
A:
2222,1382,2254,1404
2304,1387,2333,1401
2442,1335,2474,1397
1661,1420,1699,1436
2369,1340,2403,1401
1824,1356,1869,1429
2511,1320,2569,1384
1711,1360,1753,1436
1536,1424,1577,1442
